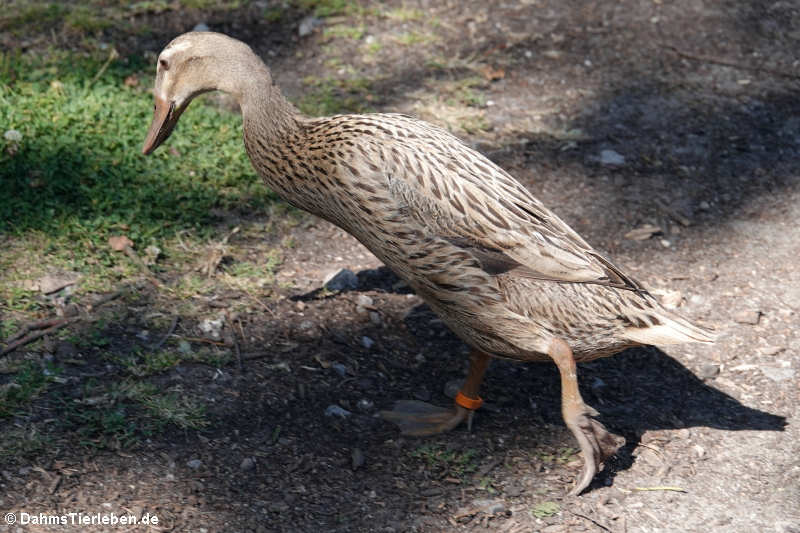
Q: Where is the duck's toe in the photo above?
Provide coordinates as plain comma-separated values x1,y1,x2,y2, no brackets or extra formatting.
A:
565,406,625,496
380,401,469,436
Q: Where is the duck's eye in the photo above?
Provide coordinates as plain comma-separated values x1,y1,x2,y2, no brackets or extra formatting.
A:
159,59,169,71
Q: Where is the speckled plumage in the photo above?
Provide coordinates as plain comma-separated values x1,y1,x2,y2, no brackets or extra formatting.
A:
150,32,713,368
143,32,717,495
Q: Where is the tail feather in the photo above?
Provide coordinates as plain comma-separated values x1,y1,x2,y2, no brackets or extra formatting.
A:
625,312,716,346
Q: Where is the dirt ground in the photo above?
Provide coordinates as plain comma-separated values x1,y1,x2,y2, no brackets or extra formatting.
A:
2,1,800,532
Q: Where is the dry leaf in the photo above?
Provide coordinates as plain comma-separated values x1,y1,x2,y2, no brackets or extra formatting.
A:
624,224,662,241
479,65,505,81
109,235,134,252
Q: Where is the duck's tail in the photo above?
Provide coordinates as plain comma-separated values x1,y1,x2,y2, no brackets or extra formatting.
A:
624,307,717,346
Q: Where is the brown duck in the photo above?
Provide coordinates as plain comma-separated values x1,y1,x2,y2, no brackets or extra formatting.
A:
143,32,714,495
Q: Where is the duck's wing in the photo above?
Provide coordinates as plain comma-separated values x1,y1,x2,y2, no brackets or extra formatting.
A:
381,121,641,291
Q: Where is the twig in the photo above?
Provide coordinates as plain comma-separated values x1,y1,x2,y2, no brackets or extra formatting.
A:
90,48,119,85
87,289,123,311
180,336,227,346
568,510,611,532
633,486,687,493
662,44,800,81
5,317,70,344
1,317,79,356
150,315,178,352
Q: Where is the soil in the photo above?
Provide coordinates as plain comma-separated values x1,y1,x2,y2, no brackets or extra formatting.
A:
2,1,799,532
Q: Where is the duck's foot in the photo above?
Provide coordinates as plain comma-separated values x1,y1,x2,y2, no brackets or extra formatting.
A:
381,401,469,436
548,338,624,496
381,350,491,437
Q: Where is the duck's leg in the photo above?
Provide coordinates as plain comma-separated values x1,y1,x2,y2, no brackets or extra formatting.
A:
548,338,624,495
381,350,490,436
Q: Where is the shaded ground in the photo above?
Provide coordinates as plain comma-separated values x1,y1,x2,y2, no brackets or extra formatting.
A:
1,1,799,532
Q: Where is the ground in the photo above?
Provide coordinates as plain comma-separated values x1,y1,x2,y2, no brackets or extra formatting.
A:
1,1,799,532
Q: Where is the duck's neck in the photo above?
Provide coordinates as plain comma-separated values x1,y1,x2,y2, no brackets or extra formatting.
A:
230,55,300,147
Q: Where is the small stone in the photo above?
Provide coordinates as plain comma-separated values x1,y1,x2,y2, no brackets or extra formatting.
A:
697,363,720,380
298,15,323,37
692,444,705,458
323,268,358,291
351,448,365,470
759,345,785,356
144,245,161,264
689,294,704,305
369,311,382,325
178,340,193,354
361,336,375,349
295,301,306,311
331,363,347,377
199,318,223,339
624,224,662,241
472,498,505,514
4,129,22,142
240,457,256,471
356,398,374,412
698,201,711,210
599,149,625,166
186,459,203,469
298,320,315,331
733,310,761,325
356,294,373,307
193,23,210,31
760,366,795,382
324,404,351,418
660,238,671,248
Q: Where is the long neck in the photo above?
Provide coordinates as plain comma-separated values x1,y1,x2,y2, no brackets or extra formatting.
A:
223,51,300,146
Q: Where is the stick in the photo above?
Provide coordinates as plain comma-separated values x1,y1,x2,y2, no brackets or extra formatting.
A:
663,44,800,81
90,48,119,85
4,317,70,344
150,315,178,352
1,318,78,356
633,486,687,493
86,289,123,311
568,511,611,532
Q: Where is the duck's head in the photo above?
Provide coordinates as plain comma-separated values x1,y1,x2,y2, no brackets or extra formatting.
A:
142,31,266,155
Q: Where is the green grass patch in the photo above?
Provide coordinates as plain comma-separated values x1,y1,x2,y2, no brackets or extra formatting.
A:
531,501,560,518
409,443,479,478
0,50,278,303
298,75,374,116
0,361,53,418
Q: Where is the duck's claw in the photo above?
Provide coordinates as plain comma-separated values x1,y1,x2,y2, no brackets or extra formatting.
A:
380,401,469,436
564,405,625,496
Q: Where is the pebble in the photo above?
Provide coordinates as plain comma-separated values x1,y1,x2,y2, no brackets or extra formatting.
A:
760,366,795,382
599,149,625,166
697,363,720,380
186,459,203,469
733,310,761,325
472,498,505,514
240,457,256,471
625,224,662,241
356,294,373,307
3,129,22,142
331,363,347,377
356,398,374,412
351,448,365,470
698,201,711,210
192,23,210,32
323,268,358,291
298,15,323,37
298,320,315,331
324,404,351,418
759,345,785,356
369,311,382,325
361,336,375,349
199,318,223,339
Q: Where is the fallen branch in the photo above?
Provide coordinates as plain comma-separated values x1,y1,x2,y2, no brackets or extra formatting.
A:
663,44,800,81
4,317,71,345
568,510,611,532
1,317,79,356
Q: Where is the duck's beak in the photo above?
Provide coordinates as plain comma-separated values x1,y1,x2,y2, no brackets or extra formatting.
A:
142,96,179,155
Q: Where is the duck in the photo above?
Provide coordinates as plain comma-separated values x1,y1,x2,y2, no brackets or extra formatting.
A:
142,32,715,495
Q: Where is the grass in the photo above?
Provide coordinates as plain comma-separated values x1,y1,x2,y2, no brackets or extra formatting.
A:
298,75,375,116
410,443,479,478
0,361,53,418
